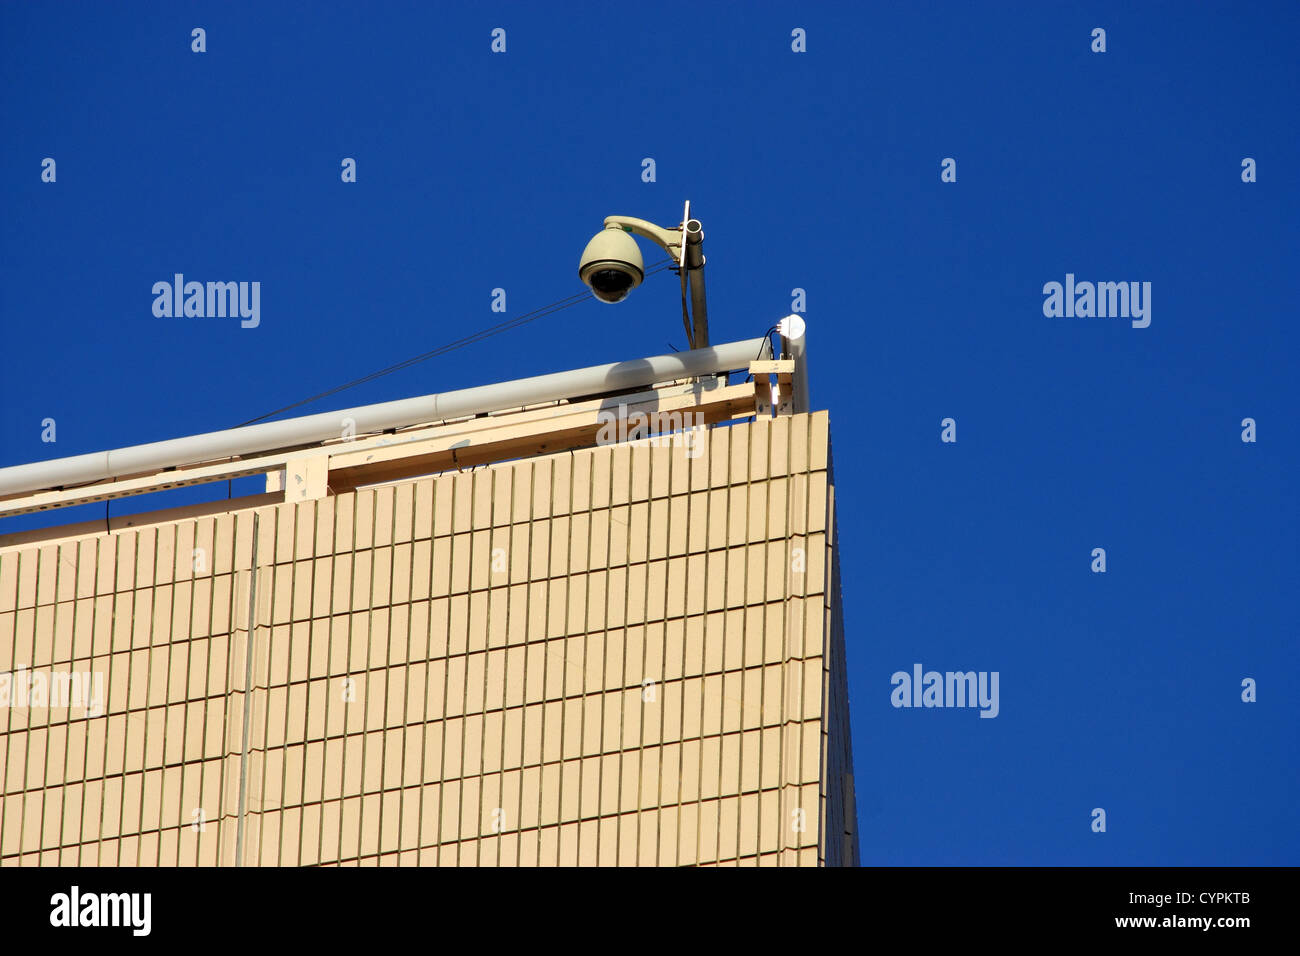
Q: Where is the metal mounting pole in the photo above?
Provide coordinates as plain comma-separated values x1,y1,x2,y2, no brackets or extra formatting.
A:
684,216,708,349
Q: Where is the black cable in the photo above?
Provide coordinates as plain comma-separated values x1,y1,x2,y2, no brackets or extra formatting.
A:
743,326,781,383
238,258,679,426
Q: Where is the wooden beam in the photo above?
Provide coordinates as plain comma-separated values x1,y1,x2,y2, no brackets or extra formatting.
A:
330,384,757,492
748,359,795,418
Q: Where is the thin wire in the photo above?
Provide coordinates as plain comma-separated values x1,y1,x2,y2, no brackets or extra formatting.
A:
238,258,679,426
733,325,783,424
743,326,781,382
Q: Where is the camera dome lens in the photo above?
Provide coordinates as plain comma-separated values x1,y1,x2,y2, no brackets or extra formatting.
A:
589,268,636,302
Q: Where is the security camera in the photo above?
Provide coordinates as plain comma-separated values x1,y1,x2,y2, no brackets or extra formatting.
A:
578,226,645,303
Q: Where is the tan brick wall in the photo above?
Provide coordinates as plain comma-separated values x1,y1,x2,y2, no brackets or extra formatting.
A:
0,412,854,866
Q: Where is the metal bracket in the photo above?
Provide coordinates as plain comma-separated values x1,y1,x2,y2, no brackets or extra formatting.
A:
748,359,795,417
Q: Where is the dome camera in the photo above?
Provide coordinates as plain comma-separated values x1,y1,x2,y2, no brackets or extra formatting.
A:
578,226,645,303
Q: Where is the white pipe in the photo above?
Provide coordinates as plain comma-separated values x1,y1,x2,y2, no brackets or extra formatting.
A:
0,337,770,498
778,315,810,413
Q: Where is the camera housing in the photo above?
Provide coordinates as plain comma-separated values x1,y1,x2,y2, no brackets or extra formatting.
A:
578,227,645,303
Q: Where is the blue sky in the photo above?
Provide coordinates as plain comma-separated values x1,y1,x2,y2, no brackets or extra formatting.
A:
2,2,1296,865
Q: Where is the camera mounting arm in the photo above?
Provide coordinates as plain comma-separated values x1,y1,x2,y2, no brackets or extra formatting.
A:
601,215,685,261
596,202,709,349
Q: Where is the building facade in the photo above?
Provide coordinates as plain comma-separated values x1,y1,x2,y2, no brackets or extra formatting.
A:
0,353,856,866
